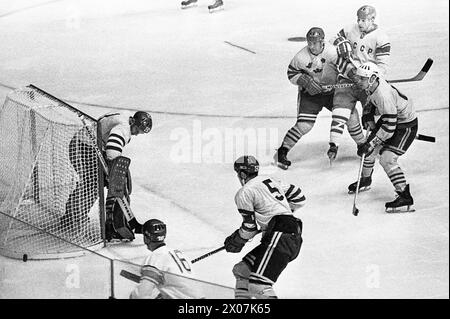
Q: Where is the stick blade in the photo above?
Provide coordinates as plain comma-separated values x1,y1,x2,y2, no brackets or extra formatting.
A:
422,58,434,73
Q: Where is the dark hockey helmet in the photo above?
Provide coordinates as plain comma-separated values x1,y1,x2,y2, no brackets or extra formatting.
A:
143,219,166,242
306,27,325,44
133,111,152,133
357,5,376,20
234,155,260,175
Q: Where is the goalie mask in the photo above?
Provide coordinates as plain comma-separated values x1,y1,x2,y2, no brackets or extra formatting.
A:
133,111,152,133
143,219,167,243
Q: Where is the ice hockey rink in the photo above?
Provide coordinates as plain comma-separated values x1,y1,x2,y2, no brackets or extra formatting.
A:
0,0,448,299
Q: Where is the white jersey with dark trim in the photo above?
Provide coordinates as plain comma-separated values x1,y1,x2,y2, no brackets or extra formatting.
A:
235,175,305,239
131,245,204,299
337,24,390,76
366,79,416,142
287,42,338,86
98,111,133,161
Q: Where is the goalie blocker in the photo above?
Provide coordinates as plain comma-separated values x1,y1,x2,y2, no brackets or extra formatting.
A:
105,156,142,241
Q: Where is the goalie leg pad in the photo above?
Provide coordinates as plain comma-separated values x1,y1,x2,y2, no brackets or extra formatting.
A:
105,197,135,241
107,156,131,198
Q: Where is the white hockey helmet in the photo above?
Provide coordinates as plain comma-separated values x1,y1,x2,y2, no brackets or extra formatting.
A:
355,62,380,78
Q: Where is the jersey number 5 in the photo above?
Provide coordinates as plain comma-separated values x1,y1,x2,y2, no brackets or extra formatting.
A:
263,179,285,201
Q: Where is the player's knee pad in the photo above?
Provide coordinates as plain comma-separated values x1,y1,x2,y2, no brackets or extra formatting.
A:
248,282,277,299
379,151,400,173
295,119,315,135
232,261,251,280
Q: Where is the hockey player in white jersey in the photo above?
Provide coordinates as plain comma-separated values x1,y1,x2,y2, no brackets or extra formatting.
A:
224,156,305,298
327,5,391,162
130,219,204,299
349,62,417,213
61,111,152,237
274,27,338,169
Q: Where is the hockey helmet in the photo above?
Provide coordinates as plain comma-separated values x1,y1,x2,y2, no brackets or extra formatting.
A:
234,155,259,175
133,111,152,133
357,5,376,20
355,62,380,78
306,27,325,44
143,219,166,242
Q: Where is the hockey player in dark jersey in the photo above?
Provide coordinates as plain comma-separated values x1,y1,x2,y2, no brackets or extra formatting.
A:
224,155,305,298
348,62,417,213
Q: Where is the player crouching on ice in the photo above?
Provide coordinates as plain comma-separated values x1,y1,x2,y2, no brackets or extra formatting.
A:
224,155,305,298
349,62,417,213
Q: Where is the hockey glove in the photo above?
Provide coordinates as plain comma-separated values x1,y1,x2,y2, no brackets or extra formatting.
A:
297,74,323,96
334,36,353,60
224,229,248,253
327,143,339,160
361,113,376,130
357,141,375,157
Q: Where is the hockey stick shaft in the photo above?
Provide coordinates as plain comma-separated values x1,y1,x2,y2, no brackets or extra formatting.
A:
352,129,371,216
322,58,433,90
120,270,140,283
416,134,435,143
191,246,225,264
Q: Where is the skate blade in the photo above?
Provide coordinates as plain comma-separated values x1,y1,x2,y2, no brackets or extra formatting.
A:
181,4,198,9
385,205,415,213
348,186,371,194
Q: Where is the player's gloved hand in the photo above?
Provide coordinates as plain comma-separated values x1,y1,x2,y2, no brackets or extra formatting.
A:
357,142,374,157
224,229,248,253
334,36,352,60
327,143,339,160
361,113,376,130
297,74,323,95
347,67,358,82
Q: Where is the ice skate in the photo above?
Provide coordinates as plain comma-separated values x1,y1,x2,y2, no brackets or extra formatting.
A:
348,174,372,194
181,0,198,9
273,146,291,170
385,184,415,213
208,0,223,12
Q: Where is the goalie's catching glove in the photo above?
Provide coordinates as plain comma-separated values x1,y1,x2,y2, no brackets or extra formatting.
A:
224,229,248,253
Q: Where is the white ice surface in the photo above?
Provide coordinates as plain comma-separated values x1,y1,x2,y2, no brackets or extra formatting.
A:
0,0,448,299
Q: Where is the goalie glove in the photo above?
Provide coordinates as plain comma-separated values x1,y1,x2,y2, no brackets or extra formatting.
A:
224,229,248,253
334,36,353,60
296,73,323,95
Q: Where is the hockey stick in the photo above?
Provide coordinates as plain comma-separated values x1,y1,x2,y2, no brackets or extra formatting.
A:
120,270,140,283
191,246,225,264
352,129,371,216
322,58,434,90
416,134,436,143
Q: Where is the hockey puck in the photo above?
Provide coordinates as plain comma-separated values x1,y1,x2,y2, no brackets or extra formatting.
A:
23,254,28,262
287,37,306,42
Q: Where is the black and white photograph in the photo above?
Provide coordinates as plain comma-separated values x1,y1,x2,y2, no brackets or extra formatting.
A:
0,0,448,303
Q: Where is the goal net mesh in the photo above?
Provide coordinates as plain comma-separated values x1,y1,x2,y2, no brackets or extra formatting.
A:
0,86,103,259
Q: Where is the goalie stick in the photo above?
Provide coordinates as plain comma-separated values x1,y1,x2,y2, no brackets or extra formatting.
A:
322,58,434,90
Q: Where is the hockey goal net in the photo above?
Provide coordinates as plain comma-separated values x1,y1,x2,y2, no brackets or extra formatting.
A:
0,85,104,259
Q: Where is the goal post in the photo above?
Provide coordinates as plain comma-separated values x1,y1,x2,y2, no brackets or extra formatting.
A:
0,85,105,259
